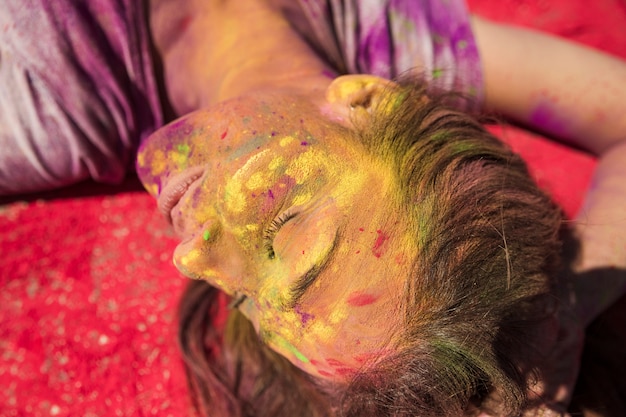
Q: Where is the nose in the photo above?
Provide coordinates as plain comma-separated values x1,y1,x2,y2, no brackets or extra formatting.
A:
172,219,251,297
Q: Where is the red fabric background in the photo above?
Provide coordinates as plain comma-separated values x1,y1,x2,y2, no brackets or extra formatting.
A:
1,1,625,416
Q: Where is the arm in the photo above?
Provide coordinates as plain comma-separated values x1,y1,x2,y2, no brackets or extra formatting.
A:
471,15,626,325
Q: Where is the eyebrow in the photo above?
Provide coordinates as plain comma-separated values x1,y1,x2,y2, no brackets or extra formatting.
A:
285,232,340,310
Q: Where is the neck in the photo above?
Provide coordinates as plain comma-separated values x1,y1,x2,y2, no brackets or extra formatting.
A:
150,0,335,115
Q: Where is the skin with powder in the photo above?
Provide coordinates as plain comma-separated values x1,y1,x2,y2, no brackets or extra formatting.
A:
140,0,626,415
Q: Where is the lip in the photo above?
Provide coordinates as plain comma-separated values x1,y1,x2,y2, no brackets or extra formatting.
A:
157,166,206,223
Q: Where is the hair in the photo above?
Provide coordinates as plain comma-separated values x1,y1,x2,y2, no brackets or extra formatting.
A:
178,80,563,417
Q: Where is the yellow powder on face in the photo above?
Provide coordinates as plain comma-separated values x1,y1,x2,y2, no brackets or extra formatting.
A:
285,147,372,202
224,150,271,214
245,172,267,191
178,248,201,267
229,224,256,241
190,199,218,228
280,136,296,147
308,320,335,343
201,268,219,278
259,284,290,310
335,156,395,212
269,156,286,171
223,179,246,214
330,170,367,208
167,151,188,169
291,192,312,206
145,183,158,196
285,149,326,184
212,278,233,294
328,304,348,325
280,311,303,335
136,150,146,167
149,149,167,177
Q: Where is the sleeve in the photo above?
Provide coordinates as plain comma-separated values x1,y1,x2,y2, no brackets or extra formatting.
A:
294,0,484,110
0,0,163,195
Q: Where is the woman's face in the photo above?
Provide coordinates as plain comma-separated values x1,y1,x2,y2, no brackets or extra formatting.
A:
137,85,412,380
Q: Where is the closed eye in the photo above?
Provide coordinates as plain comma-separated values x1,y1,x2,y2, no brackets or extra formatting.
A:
263,211,297,259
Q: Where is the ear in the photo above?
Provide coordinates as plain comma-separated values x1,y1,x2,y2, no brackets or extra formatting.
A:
324,75,398,124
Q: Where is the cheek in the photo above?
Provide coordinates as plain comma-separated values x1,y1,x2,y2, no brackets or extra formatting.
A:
295,318,392,380
256,306,313,365
254,294,398,380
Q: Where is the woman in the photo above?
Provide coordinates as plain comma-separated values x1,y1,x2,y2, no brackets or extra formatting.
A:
138,1,626,416
138,75,565,417
3,0,625,415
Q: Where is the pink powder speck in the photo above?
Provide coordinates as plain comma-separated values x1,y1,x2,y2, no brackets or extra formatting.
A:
372,230,389,258
325,358,346,367
346,292,379,307
395,253,406,265
334,367,356,377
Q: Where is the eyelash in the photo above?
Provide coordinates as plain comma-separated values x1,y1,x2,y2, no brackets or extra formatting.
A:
263,211,297,259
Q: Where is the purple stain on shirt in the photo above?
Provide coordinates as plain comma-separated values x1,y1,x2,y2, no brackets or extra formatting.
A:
1,0,163,194
322,69,336,79
310,0,483,111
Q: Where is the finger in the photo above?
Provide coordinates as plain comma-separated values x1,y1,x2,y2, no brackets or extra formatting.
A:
523,405,571,417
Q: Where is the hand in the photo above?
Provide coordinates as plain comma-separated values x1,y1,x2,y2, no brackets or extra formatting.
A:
521,303,584,417
477,286,584,417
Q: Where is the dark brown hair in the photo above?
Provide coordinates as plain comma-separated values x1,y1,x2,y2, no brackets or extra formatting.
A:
178,81,562,417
